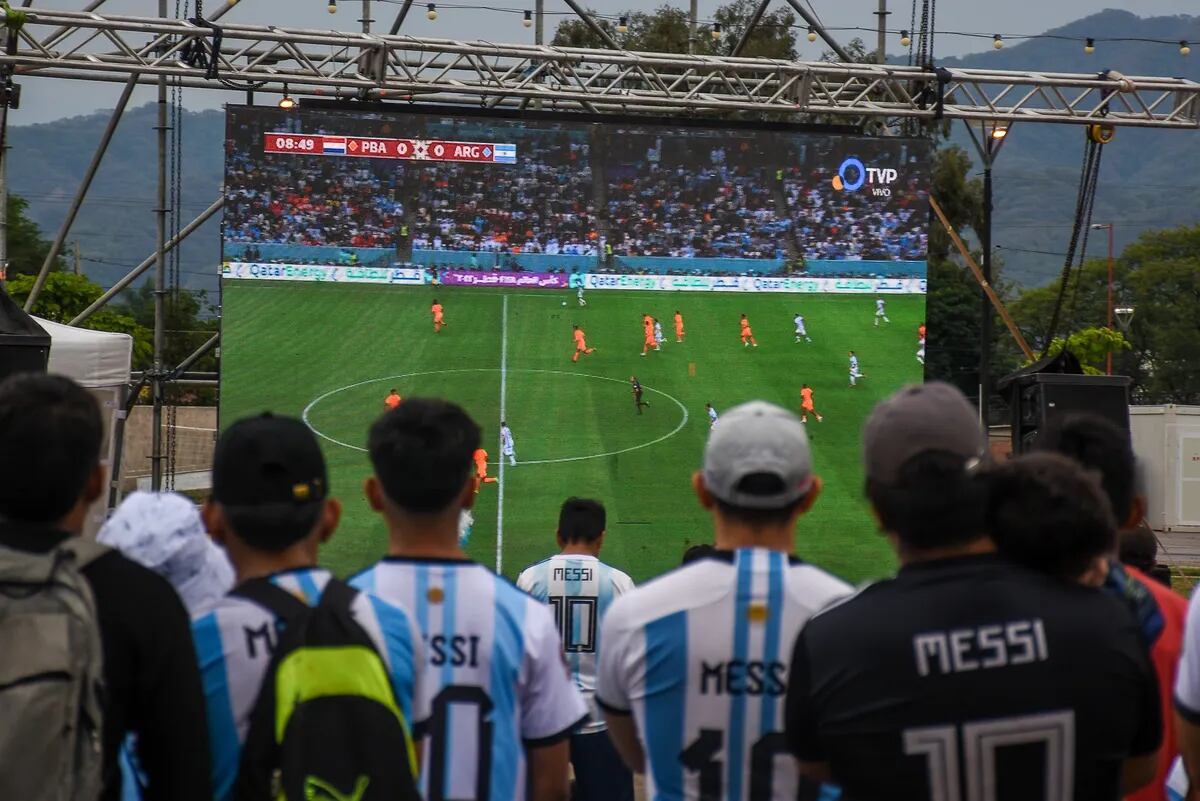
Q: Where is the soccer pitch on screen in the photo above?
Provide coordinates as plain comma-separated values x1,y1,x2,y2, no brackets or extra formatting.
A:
220,281,924,584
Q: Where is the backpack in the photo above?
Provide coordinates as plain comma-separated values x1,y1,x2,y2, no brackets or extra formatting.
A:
232,577,421,801
0,538,108,801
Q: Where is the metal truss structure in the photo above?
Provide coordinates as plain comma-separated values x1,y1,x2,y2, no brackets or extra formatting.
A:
2,8,1199,128
3,3,1199,491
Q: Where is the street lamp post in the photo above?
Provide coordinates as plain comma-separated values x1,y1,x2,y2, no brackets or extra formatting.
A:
965,120,1009,426
1091,222,1115,375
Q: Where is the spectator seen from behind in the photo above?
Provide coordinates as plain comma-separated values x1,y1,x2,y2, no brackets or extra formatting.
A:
99,491,234,617
192,413,426,801
596,401,852,800
517,498,637,801
351,398,587,801
0,374,212,801
98,490,235,801
1035,414,1187,801
785,382,1162,800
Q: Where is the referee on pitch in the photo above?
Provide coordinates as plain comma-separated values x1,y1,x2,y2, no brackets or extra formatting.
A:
785,383,1162,800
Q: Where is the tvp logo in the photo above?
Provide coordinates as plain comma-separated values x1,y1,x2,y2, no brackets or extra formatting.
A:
832,157,898,197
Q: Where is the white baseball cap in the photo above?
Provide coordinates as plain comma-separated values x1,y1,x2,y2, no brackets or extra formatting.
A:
703,401,814,509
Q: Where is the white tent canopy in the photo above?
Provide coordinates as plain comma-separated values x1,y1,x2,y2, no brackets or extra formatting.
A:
32,317,133,535
34,316,132,388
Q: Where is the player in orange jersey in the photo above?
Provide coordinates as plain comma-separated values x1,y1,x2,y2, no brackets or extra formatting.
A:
572,325,596,363
674,310,685,342
383,388,402,411
473,447,498,492
739,313,758,347
800,383,824,423
431,299,446,333
918,321,927,340
640,314,656,356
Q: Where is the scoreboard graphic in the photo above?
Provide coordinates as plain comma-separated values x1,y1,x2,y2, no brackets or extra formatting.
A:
263,132,517,164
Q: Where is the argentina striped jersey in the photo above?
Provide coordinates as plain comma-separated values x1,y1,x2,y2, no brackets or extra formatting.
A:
190,567,426,801
516,553,636,734
595,548,852,801
350,557,588,801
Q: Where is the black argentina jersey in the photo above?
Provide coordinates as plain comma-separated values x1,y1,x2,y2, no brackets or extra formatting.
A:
785,554,1160,801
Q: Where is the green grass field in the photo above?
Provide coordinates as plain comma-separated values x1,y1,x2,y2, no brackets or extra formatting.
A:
220,281,925,585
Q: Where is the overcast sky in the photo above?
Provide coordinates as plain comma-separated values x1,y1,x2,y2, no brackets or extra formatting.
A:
9,0,1197,124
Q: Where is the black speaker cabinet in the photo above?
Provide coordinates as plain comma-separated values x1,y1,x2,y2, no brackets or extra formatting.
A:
1009,373,1131,454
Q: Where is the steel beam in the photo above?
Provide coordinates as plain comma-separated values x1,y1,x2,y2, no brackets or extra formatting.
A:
780,0,852,63
67,196,223,326
730,0,771,58
168,331,219,378
387,0,413,36
23,76,135,311
560,0,621,51
1,9,1196,128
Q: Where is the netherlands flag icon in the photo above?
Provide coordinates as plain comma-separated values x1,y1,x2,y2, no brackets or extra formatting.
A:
323,137,348,155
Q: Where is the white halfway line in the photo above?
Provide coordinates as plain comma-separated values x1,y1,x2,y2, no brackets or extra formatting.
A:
496,294,509,575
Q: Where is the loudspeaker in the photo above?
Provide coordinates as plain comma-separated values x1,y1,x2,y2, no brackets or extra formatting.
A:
1009,373,1131,454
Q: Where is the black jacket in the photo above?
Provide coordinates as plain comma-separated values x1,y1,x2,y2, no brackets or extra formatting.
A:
0,523,213,801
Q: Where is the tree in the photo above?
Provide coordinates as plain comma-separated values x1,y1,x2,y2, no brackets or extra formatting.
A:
6,272,152,366
552,2,795,59
5,195,65,277
711,0,796,59
1008,225,1200,403
122,282,219,376
922,146,988,399
1036,327,1131,376
1123,226,1200,403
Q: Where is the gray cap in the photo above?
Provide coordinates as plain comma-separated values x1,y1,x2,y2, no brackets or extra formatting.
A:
863,382,986,486
703,401,813,509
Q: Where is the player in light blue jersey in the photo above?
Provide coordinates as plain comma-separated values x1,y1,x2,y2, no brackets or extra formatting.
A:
352,398,587,801
706,403,719,429
517,498,637,801
190,414,426,801
596,401,852,801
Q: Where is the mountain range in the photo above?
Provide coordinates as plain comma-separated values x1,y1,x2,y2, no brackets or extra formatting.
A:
7,8,1200,294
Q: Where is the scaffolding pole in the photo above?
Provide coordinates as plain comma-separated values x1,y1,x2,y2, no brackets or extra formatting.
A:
150,0,168,491
68,196,223,326
730,0,771,58
781,0,852,62
23,76,136,311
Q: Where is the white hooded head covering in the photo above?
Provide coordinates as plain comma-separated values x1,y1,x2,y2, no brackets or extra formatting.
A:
98,491,234,617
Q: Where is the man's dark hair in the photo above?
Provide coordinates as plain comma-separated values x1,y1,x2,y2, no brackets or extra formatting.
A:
369,397,480,514
865,451,989,550
224,504,323,553
1119,522,1158,575
1035,413,1136,525
987,452,1117,581
682,543,715,565
558,498,606,544
0,373,102,523
715,473,807,527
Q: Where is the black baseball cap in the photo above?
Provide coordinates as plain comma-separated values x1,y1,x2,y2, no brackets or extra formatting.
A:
212,413,328,509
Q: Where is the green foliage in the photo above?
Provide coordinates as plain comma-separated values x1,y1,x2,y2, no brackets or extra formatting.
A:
1008,225,1200,403
1122,226,1200,403
122,283,220,375
551,1,795,59
1,196,218,384
6,272,152,366
1035,327,1131,375
5,195,64,277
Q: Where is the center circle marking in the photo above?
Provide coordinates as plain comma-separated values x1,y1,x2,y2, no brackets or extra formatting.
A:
302,368,690,465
